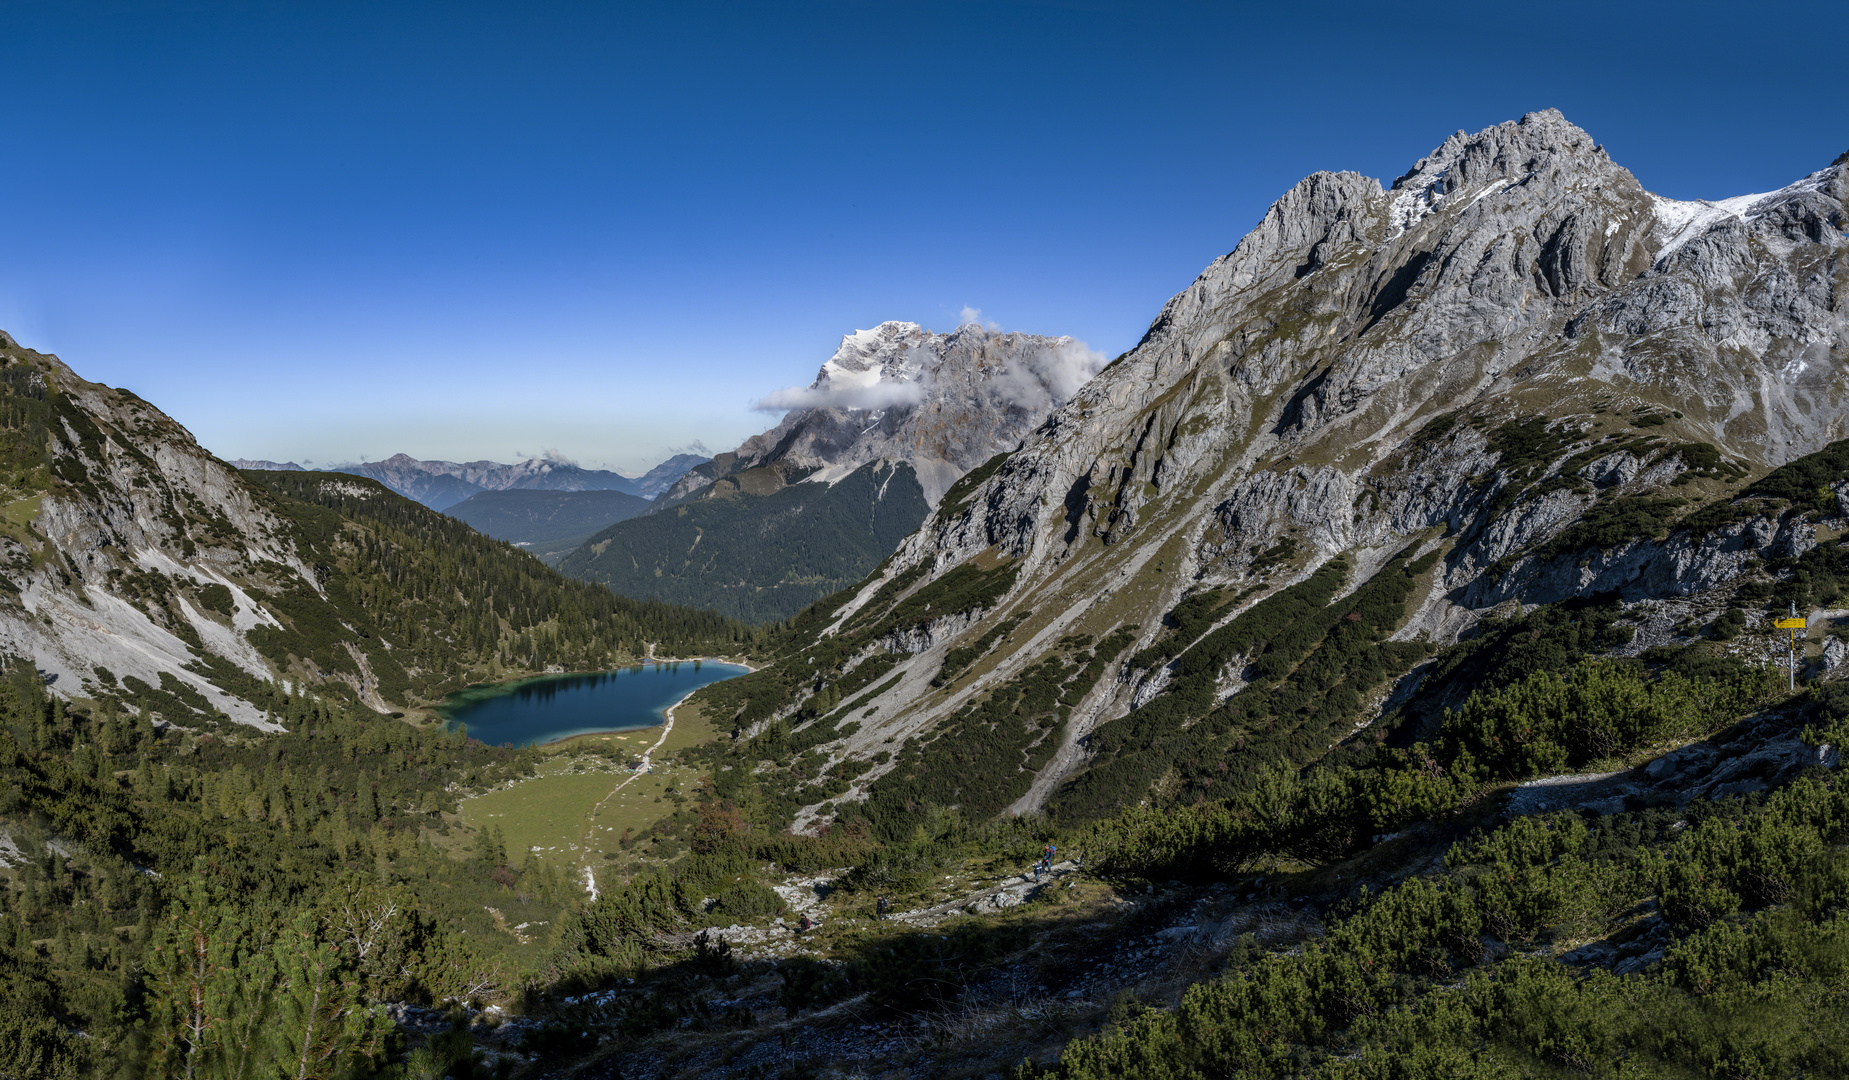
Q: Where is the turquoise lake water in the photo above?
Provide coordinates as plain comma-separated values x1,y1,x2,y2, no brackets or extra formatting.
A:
437,661,749,747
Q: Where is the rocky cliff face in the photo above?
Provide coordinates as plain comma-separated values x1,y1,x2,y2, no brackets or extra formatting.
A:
730,111,1849,828
0,346,317,726
916,111,1844,581
660,321,1105,506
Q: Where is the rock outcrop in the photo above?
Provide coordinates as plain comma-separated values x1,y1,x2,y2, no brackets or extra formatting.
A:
0,347,313,726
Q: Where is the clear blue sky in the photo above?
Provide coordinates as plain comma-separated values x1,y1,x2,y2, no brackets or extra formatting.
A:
0,0,1842,473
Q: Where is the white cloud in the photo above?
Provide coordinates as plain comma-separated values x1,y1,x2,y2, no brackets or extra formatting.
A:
986,339,1108,413
958,306,1001,331
510,448,579,466
752,379,925,413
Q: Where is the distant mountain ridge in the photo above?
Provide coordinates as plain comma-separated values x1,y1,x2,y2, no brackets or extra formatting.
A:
560,460,930,622
334,451,707,510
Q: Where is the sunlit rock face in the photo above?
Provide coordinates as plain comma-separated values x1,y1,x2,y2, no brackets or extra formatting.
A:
786,111,1848,822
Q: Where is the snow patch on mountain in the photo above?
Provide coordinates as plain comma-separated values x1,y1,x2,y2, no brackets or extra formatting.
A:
1649,162,1849,265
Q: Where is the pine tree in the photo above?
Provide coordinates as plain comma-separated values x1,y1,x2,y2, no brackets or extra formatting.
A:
266,912,388,1080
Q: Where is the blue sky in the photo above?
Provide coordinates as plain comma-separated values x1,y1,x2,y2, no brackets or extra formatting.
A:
0,0,1842,473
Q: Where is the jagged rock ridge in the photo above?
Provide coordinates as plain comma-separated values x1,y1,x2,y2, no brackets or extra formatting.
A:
722,110,1849,827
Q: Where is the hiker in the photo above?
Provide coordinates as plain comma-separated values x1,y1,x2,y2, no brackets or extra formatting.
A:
798,914,812,934
876,895,889,920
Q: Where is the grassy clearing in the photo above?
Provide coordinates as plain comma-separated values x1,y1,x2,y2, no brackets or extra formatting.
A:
449,698,726,869
460,761,644,864
0,493,39,548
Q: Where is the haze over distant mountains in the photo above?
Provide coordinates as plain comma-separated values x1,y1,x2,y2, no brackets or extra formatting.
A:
443,487,652,563
277,451,711,510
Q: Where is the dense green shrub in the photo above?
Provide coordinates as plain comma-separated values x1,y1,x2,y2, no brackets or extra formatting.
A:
709,880,784,920
1030,777,1849,1079
1439,657,1778,779
1052,550,1435,823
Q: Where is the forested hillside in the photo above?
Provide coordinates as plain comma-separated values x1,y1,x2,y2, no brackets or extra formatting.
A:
0,661,578,1077
0,341,761,725
560,461,928,623
442,488,651,559
238,470,758,707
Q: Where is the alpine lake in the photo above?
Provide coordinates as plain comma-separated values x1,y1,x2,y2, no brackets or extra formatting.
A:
436,660,749,747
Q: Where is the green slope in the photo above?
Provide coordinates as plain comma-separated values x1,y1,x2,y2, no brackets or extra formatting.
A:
557,460,930,624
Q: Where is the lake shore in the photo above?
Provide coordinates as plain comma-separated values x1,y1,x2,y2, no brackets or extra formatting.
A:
439,660,749,748
643,649,759,673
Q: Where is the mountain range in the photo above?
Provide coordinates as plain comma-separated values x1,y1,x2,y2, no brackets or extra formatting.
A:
692,108,1849,832
5,110,1849,1079
327,450,706,510
559,321,1106,621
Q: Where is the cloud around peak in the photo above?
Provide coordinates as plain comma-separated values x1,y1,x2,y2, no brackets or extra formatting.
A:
958,305,1001,331
751,379,925,413
750,334,1105,415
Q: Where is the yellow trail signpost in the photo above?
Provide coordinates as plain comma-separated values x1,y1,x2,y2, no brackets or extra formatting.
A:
1776,610,1807,690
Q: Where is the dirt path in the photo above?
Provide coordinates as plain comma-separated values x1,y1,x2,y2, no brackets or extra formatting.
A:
573,690,687,884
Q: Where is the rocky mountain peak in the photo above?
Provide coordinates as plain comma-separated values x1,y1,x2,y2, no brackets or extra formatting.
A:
818,320,932,385
664,320,1106,506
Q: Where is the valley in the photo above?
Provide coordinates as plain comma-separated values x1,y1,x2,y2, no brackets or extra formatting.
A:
1,109,1847,1080
444,488,653,562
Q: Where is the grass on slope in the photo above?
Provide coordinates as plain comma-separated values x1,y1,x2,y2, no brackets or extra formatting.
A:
451,701,725,867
